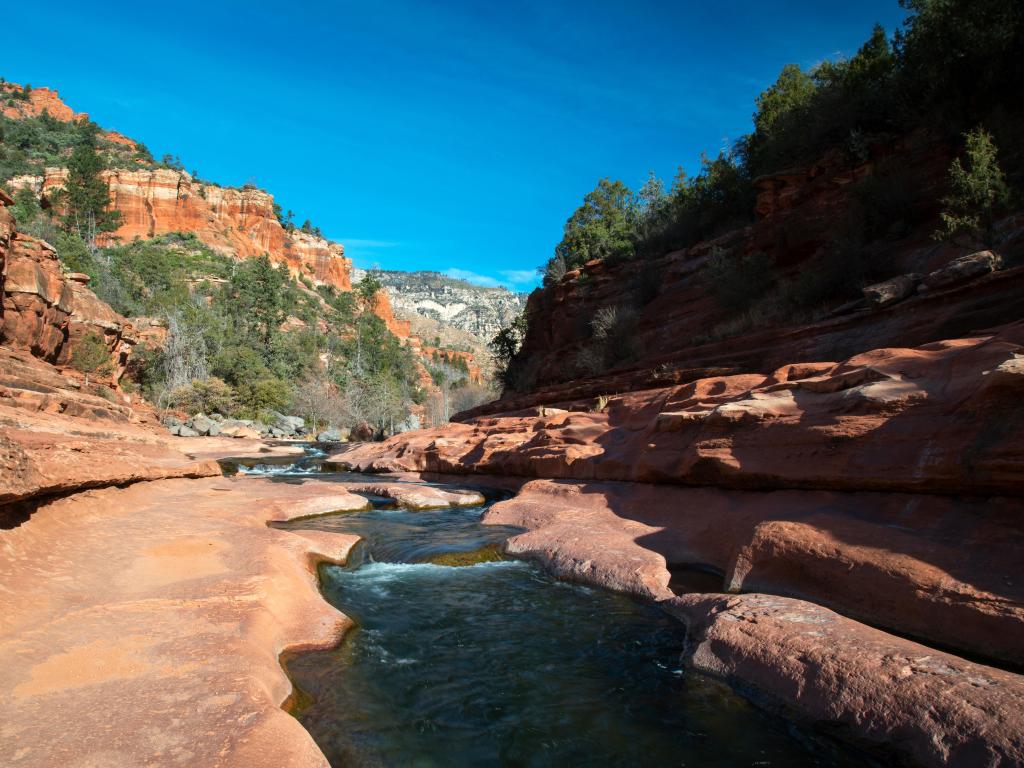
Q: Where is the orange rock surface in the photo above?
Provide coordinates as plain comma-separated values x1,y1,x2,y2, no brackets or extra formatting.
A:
0,475,367,768
0,81,136,150
328,322,1024,765
19,168,353,292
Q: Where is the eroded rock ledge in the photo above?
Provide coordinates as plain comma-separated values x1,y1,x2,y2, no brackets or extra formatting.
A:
330,324,1024,767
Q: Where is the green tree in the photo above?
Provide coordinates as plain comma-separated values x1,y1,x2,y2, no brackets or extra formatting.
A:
935,127,1010,246
61,122,121,240
547,178,637,280
11,187,41,227
70,331,114,386
356,272,383,308
753,63,817,139
228,255,288,352
489,312,528,390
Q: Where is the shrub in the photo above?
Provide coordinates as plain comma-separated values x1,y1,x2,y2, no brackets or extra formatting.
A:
935,126,1011,246
235,377,292,418
704,249,776,312
167,377,235,416
588,304,638,371
489,312,528,390
70,332,113,384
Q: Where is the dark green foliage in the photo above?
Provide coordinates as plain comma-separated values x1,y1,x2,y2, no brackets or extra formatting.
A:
656,153,755,253
935,127,1011,246
896,0,1024,135
227,255,288,351
33,225,422,426
551,178,637,276
356,271,384,307
10,187,41,227
744,25,900,177
704,250,776,313
59,123,122,235
489,312,528,390
0,112,151,181
70,331,113,382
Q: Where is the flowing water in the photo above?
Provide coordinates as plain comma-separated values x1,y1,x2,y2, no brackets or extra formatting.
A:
245,447,870,767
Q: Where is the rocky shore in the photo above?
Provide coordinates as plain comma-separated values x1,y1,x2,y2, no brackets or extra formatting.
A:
329,321,1024,767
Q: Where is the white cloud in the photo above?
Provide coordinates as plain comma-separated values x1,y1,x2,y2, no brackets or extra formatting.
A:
443,268,502,288
338,238,400,249
499,269,540,286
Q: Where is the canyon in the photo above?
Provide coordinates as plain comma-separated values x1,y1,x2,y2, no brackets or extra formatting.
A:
3,20,1024,765
0,79,491,406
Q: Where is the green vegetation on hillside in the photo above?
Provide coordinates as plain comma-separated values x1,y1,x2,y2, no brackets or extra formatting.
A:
11,182,424,430
0,112,152,180
541,0,1023,285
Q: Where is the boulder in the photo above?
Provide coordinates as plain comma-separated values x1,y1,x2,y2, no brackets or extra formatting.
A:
176,426,199,437
190,415,216,436
161,416,182,428
219,424,261,439
317,427,343,442
251,422,270,436
862,273,920,308
206,422,220,437
352,421,374,441
923,250,1001,289
272,413,305,433
667,593,1024,768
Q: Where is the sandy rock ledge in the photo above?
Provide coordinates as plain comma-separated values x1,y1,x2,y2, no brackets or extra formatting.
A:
0,477,366,768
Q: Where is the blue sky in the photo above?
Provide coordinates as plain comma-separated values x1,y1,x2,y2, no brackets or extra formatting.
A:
5,1,905,292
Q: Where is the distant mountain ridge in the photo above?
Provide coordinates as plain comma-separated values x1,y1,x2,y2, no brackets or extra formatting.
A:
352,268,528,343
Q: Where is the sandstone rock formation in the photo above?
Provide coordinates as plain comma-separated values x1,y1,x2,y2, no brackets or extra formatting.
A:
13,168,353,292
667,593,1024,768
1,81,138,150
331,323,1024,765
507,132,1022,403
345,483,485,510
0,191,138,379
0,476,367,768
1,180,375,765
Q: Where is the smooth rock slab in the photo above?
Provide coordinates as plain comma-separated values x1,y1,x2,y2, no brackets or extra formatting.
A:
666,593,1024,768
345,483,485,510
0,476,366,768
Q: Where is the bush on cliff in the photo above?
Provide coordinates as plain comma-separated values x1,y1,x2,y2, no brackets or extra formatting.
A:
935,127,1011,247
70,331,114,385
489,312,528,389
540,0,1024,288
704,249,776,313
0,111,150,182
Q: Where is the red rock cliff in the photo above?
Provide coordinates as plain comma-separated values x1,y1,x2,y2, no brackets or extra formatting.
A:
1,81,137,151
16,168,353,292
500,132,1023,411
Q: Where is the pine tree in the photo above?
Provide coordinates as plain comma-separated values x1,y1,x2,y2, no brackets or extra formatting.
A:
936,127,1010,246
61,122,120,244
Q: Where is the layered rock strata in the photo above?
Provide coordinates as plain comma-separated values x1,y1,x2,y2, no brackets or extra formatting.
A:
12,168,353,291
331,323,1024,765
